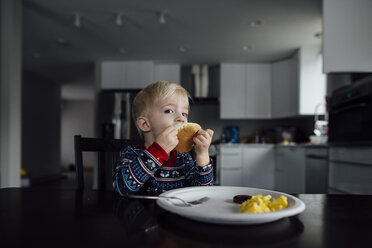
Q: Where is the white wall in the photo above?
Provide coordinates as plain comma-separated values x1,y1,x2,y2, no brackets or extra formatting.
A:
61,100,95,167
0,0,22,188
299,46,326,114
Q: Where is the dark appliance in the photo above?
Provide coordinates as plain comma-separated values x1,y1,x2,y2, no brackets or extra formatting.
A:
328,76,372,144
98,90,141,140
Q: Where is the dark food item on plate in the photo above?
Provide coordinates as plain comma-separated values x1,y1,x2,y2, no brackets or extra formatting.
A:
233,195,252,204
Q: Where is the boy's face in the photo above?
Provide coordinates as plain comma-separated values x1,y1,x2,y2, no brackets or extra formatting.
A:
147,92,189,137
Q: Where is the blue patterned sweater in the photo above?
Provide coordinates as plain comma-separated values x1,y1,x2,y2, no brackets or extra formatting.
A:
113,142,214,195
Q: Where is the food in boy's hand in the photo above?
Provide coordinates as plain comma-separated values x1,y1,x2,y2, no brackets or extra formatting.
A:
175,122,201,153
233,195,252,204
238,194,288,213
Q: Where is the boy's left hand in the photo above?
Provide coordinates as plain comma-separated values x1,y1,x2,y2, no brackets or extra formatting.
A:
193,129,214,166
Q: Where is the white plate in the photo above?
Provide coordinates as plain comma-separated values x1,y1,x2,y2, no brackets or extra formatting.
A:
156,186,306,225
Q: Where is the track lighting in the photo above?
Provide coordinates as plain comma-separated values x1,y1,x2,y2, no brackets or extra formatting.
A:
158,11,166,24
116,13,123,26
74,13,81,28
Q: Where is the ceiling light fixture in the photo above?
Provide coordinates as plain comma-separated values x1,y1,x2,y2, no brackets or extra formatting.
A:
55,37,68,45
74,13,81,28
158,11,166,24
116,13,123,26
242,45,253,51
179,46,186,52
249,20,263,27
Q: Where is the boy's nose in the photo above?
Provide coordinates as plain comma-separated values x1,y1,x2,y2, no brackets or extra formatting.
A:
175,114,186,123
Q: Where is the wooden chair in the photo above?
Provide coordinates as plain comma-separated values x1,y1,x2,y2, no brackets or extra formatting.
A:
74,135,140,190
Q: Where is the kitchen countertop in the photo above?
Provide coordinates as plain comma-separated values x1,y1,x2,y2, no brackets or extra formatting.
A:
219,143,327,148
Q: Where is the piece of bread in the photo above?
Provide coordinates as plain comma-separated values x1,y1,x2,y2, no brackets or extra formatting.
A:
175,122,201,153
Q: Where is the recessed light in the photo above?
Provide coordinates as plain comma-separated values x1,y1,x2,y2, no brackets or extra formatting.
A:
158,11,167,24
179,46,187,52
242,45,253,51
116,13,123,26
74,13,81,28
55,38,68,45
249,20,263,27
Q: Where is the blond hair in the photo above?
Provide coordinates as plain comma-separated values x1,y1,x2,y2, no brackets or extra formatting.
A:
132,81,191,134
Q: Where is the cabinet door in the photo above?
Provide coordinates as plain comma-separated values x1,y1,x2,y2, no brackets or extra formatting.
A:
124,61,154,88
101,62,125,88
100,61,154,89
242,147,275,190
154,64,180,83
271,58,298,118
275,147,306,193
245,64,271,118
220,168,243,186
219,146,243,186
220,63,246,119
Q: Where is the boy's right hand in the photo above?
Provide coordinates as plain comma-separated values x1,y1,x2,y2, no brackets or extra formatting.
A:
155,126,179,154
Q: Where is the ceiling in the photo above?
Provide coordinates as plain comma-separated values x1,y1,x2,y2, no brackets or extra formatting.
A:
23,0,322,86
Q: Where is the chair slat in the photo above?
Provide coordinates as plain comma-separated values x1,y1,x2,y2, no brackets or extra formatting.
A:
74,135,140,190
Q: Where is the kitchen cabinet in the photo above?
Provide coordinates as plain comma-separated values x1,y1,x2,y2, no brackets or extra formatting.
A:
323,0,372,73
328,146,372,194
100,61,154,89
99,62,181,90
271,57,298,118
220,63,271,119
242,145,275,190
275,146,306,193
219,145,243,186
218,144,275,188
305,147,328,193
220,51,325,119
271,48,326,116
154,64,180,83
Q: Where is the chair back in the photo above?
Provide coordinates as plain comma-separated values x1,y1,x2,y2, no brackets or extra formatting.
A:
74,135,140,190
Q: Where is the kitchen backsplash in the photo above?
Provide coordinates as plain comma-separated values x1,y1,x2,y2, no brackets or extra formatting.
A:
188,104,314,144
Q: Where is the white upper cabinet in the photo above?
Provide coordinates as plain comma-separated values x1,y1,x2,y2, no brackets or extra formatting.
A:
271,57,298,118
99,62,181,90
323,0,372,73
221,50,325,119
246,64,271,119
153,64,180,83
220,63,271,119
220,63,246,118
272,48,326,116
100,61,154,89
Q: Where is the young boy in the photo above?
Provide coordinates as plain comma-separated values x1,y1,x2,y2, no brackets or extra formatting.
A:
113,81,214,196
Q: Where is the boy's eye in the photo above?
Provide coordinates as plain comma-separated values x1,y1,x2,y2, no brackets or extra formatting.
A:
182,113,189,118
164,109,174,114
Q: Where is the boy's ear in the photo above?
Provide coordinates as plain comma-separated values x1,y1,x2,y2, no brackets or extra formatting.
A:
136,116,151,132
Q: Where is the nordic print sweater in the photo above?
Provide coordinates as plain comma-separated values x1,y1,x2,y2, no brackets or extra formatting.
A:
113,142,214,195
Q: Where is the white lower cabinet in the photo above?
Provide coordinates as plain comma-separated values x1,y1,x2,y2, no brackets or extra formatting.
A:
219,145,243,186
219,145,275,188
242,146,275,190
275,146,306,193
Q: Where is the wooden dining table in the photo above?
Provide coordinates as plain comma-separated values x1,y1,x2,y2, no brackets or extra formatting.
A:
0,188,371,248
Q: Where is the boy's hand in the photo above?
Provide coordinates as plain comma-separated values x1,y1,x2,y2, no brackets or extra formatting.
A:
155,126,179,154
193,129,214,166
